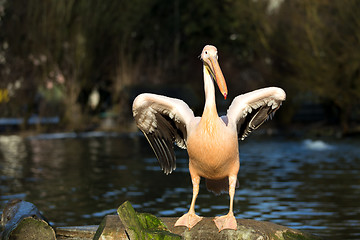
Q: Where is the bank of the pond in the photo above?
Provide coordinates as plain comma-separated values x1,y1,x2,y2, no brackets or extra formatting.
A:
56,217,322,240
0,199,321,240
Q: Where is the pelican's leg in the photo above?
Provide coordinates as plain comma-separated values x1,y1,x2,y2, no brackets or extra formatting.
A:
214,175,238,231
174,175,203,229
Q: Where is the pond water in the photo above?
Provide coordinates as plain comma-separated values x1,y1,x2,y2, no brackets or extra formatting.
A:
0,132,359,239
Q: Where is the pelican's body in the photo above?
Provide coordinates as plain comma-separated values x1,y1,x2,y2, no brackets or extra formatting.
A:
133,45,286,231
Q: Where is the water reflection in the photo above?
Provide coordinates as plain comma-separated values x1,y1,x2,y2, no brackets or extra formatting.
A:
0,136,28,189
0,134,360,239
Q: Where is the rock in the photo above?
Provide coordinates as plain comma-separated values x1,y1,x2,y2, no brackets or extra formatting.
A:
0,199,56,240
93,201,181,239
92,216,127,240
56,225,97,240
60,215,323,240
116,201,181,240
90,201,322,240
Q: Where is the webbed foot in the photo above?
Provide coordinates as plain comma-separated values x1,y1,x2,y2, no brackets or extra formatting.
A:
213,212,237,232
175,212,203,230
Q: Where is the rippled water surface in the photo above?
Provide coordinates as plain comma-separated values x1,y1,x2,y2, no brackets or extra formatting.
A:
1,133,360,239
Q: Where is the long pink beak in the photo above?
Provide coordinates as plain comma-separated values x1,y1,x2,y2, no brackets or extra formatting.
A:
207,56,228,99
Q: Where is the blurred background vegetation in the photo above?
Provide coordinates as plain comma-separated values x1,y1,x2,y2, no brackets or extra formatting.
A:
0,0,359,135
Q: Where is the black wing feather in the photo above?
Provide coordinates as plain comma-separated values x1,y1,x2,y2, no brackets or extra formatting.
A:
239,105,279,140
226,87,285,141
132,93,195,175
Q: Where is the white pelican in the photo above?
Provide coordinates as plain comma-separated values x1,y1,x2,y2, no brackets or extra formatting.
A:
132,45,286,231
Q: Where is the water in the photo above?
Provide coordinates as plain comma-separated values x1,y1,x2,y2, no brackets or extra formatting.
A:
1,133,360,239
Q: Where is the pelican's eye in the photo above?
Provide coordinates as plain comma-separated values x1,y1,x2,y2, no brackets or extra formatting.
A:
205,51,208,55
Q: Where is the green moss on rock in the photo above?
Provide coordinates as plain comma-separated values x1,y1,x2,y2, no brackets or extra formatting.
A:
117,201,181,240
282,230,322,240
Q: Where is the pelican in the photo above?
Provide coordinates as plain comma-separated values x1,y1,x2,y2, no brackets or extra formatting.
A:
132,45,286,231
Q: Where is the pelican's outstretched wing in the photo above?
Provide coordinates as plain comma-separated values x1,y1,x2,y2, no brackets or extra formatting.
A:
132,93,195,174
226,87,286,140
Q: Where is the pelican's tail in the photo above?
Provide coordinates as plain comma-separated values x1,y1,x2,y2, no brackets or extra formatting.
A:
206,177,239,195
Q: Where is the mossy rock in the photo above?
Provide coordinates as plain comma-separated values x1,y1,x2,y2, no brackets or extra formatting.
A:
280,230,321,240
3,217,56,240
1,199,55,240
117,201,181,240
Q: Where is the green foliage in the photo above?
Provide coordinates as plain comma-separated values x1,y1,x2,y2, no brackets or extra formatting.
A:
0,0,359,131
272,0,360,130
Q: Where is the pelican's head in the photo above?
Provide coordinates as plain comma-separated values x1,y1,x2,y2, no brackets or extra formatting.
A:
201,45,228,99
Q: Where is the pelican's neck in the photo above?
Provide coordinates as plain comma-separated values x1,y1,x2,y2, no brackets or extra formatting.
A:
203,65,218,117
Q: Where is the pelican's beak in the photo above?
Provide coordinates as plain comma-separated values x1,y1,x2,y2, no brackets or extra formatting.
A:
204,55,228,100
